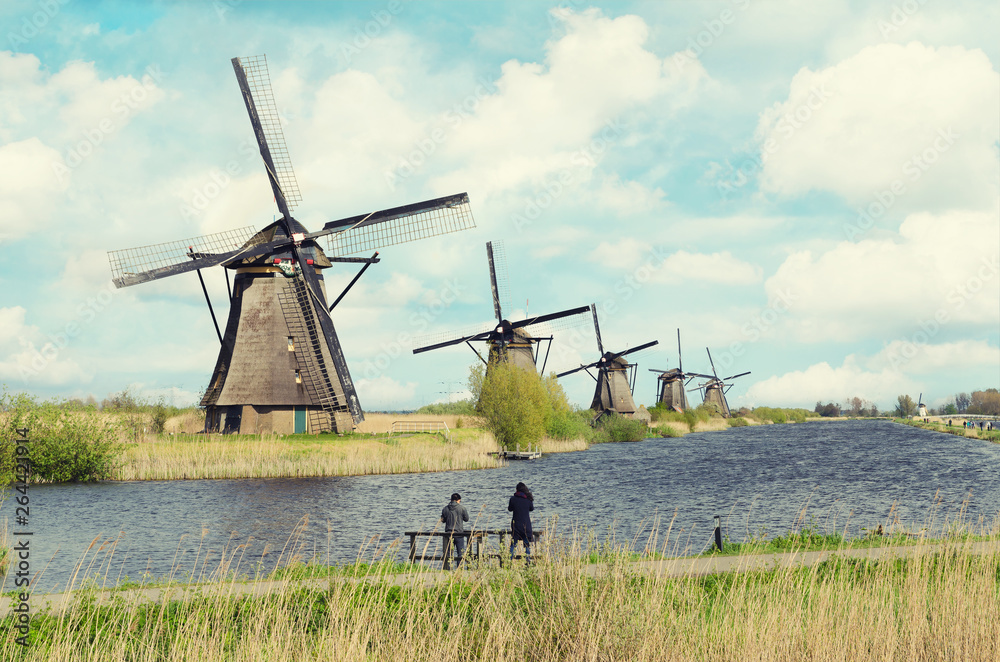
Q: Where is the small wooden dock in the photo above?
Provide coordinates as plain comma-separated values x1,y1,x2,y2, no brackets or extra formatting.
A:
489,444,542,460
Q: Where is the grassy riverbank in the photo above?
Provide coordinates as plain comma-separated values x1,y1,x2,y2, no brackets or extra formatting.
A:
4,524,999,661
891,417,1000,443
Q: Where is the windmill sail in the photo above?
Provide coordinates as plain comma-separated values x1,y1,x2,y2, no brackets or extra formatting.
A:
108,227,263,288
322,193,475,257
411,241,585,376
232,55,301,213
689,347,750,418
555,303,657,419
109,54,477,435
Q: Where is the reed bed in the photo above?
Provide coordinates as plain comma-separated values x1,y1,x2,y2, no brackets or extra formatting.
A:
114,432,502,481
538,437,589,453
650,418,731,437
163,410,204,434
3,512,1000,661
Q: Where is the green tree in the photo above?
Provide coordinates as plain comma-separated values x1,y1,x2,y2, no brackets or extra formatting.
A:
942,402,958,415
895,394,916,417
1,389,121,483
814,402,840,417
476,361,548,450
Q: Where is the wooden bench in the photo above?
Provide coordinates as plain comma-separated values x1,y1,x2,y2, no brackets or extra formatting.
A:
404,529,544,569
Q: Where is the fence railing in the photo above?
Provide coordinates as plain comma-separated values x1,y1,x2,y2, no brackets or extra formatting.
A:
390,420,452,442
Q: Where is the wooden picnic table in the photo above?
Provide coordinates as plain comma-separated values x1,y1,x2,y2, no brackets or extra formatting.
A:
403,528,544,569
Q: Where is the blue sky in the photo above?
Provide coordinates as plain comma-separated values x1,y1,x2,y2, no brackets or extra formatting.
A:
1,0,997,412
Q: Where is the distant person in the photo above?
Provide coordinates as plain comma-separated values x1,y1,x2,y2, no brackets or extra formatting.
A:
440,492,469,569
508,482,534,564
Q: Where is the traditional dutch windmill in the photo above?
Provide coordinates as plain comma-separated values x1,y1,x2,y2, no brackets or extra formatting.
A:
648,329,699,412
917,393,928,417
412,241,588,374
556,304,658,420
107,55,475,435
689,348,750,418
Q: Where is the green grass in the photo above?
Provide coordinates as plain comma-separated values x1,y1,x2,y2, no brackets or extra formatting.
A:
893,417,1000,443
3,537,998,661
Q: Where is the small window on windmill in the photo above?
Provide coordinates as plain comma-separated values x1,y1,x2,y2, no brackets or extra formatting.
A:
295,369,302,384
287,336,295,351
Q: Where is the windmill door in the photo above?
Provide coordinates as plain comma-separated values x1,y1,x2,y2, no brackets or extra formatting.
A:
294,407,307,434
223,406,242,434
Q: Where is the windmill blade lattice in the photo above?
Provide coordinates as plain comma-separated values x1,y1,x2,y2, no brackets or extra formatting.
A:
591,304,604,355
512,305,590,333
486,240,512,322
108,226,261,288
610,339,659,361
233,55,301,211
323,193,475,257
412,321,495,354
514,307,590,339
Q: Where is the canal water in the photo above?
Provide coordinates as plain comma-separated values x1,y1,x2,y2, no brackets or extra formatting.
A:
8,420,1000,593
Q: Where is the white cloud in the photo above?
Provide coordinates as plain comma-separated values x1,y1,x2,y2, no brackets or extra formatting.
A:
742,358,918,409
742,334,1000,410
869,338,1000,375
765,207,1000,341
588,239,762,285
356,375,417,407
0,306,91,387
430,8,707,200
755,41,1000,211
0,138,67,242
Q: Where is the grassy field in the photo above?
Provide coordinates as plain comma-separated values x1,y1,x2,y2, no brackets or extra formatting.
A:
114,413,591,481
3,519,999,661
892,417,1000,443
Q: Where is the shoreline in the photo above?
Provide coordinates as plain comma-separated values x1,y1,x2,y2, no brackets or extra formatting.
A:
12,415,958,485
888,416,1000,443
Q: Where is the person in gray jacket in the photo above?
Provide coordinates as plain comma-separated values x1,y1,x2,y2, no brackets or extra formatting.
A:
440,492,469,568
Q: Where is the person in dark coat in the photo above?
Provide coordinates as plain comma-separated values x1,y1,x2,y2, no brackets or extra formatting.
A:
441,492,469,568
508,482,534,563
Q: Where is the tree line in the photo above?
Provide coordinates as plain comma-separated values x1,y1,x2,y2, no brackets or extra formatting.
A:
893,389,999,417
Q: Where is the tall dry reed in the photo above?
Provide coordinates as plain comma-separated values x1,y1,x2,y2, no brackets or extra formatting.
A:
114,431,502,481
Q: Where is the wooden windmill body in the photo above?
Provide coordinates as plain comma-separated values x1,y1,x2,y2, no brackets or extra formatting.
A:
558,304,658,420
589,356,639,415
655,369,689,412
413,241,588,376
649,330,696,412
487,326,538,373
690,348,749,418
108,56,475,435
199,219,349,434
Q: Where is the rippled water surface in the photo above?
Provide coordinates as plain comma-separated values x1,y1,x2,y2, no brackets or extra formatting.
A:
11,420,1000,592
